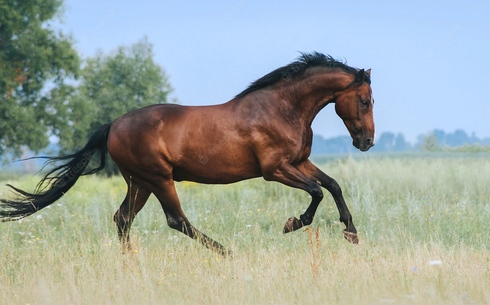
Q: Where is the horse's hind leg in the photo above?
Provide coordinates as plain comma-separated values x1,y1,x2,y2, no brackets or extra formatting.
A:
152,179,231,256
114,174,152,246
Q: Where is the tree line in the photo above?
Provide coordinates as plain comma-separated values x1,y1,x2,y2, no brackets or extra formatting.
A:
312,129,490,154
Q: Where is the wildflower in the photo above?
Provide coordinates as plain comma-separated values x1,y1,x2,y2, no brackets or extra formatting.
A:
429,260,442,266
412,267,418,271
36,215,43,220
134,250,138,253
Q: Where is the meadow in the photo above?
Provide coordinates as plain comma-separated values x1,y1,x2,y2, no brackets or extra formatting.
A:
1,154,490,304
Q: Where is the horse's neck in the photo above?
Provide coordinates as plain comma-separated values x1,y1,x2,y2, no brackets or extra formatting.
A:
286,71,351,128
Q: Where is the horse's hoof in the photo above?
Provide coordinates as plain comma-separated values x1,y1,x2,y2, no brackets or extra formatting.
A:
283,216,302,234
343,230,359,244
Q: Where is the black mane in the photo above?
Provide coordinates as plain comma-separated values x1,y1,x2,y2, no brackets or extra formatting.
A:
236,52,370,98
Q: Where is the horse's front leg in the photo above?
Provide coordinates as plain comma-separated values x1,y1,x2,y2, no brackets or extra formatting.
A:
298,160,358,244
262,161,324,233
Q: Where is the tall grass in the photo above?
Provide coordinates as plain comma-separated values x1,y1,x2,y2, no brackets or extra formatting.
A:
1,156,490,304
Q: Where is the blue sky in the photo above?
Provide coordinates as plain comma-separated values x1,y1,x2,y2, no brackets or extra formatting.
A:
59,0,490,142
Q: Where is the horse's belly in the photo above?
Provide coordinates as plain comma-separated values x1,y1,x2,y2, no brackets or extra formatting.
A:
172,157,262,184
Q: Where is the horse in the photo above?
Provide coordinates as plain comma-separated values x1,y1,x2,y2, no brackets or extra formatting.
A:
0,52,375,256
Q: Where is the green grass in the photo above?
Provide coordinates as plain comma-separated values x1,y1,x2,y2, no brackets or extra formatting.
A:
1,155,490,304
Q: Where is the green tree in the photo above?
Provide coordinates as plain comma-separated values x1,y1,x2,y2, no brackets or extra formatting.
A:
420,131,440,152
59,37,174,175
0,0,79,160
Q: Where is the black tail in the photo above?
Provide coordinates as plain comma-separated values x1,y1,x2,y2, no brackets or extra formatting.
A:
0,123,112,221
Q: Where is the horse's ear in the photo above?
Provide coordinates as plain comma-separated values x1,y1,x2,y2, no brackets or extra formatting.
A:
366,69,371,76
354,69,365,83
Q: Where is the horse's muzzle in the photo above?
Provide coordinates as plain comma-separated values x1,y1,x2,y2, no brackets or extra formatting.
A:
354,137,375,152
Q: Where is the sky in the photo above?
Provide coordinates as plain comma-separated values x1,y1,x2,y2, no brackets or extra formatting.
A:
59,0,490,143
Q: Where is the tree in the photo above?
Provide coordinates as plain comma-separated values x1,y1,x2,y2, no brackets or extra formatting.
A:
420,131,440,152
371,132,395,152
393,133,412,151
446,129,470,147
0,0,79,160
59,37,174,175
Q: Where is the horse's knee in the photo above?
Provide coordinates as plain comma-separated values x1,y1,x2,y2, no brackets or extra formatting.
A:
310,184,323,201
325,179,342,195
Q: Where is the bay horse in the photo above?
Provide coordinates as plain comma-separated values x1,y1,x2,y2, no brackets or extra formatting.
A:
0,52,375,255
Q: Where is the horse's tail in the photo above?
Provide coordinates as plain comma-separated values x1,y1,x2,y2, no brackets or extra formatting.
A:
0,123,113,221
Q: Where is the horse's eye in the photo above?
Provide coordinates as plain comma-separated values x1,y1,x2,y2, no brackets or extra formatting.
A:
361,100,370,107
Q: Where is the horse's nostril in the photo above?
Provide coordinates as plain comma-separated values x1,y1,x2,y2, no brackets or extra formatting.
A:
365,138,374,146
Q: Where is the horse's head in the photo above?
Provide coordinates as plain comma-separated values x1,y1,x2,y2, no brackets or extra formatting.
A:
334,69,375,152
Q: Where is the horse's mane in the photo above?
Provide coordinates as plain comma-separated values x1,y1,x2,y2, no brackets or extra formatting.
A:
236,52,370,98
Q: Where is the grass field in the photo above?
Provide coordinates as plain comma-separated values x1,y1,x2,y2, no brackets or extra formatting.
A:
1,155,490,304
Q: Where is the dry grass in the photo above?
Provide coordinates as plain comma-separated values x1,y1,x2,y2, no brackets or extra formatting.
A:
1,155,490,304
